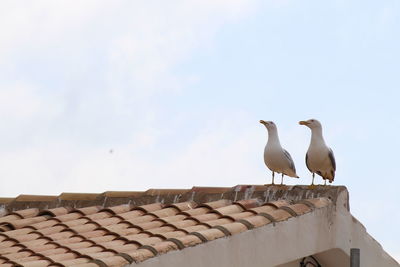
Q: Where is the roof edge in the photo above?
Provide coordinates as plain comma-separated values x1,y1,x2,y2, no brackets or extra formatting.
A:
0,185,349,213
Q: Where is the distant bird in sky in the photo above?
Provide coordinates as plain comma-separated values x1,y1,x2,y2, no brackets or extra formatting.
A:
260,120,299,185
299,119,336,185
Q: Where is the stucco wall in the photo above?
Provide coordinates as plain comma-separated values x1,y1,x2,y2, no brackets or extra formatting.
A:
133,191,399,267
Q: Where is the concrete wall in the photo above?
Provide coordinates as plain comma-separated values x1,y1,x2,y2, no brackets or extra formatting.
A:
134,191,399,267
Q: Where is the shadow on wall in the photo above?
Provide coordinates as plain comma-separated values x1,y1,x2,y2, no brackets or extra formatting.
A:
276,248,349,267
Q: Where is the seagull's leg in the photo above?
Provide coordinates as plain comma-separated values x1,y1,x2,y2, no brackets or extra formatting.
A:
311,173,315,185
281,173,284,185
324,179,327,186
272,172,275,185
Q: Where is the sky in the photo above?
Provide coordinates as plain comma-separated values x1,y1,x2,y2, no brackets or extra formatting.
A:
0,0,399,262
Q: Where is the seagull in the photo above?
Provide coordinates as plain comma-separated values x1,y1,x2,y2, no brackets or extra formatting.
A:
260,120,299,185
299,119,336,185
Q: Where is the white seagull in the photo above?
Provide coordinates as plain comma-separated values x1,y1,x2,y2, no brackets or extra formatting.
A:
260,120,299,184
299,119,336,185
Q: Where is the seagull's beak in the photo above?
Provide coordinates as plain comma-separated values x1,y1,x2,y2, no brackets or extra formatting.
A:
299,120,308,125
260,120,266,125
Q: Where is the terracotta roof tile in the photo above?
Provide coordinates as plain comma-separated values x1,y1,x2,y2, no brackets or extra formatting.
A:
240,214,271,227
134,203,163,213
0,185,336,267
52,258,90,266
95,217,122,227
212,204,244,215
85,212,113,221
100,255,130,267
118,210,146,220
158,230,187,239
74,246,104,254
136,236,164,246
57,236,85,245
204,218,234,227
193,228,226,241
192,213,220,222
34,243,60,252
266,209,293,221
166,219,196,229
47,231,75,241
47,252,77,261
18,259,53,267
251,205,277,214
284,203,312,215
31,219,60,229
8,216,50,230
39,207,71,217
165,201,196,212
300,197,331,208
159,214,187,223
234,199,260,209
150,207,179,218
0,246,23,254
125,248,154,262
75,206,102,216
100,205,131,215
182,224,210,233
67,263,98,267
146,225,176,234
55,213,82,222
221,222,250,234
179,207,210,216
98,239,125,249
175,234,203,247
63,241,93,249
63,218,90,227
90,235,118,244
3,228,33,237
0,214,22,224
125,233,151,241
199,199,232,209
152,240,179,254
136,221,164,230
265,200,291,208
224,211,256,220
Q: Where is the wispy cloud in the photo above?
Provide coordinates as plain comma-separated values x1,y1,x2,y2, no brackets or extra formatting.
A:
0,1,259,196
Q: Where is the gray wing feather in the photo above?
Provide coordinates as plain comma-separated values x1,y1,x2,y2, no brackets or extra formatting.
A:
328,148,336,171
305,153,312,172
283,149,296,173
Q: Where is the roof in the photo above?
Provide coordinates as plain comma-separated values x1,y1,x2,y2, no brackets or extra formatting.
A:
0,185,347,267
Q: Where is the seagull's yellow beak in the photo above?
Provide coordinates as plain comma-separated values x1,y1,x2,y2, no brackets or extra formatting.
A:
299,120,308,125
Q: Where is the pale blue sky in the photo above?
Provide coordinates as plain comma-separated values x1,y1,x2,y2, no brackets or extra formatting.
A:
0,0,399,261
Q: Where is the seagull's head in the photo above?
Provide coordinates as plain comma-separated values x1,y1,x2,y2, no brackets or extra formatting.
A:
299,119,322,129
260,120,277,130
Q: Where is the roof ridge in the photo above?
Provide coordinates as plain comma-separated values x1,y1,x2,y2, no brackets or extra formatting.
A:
0,185,348,214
